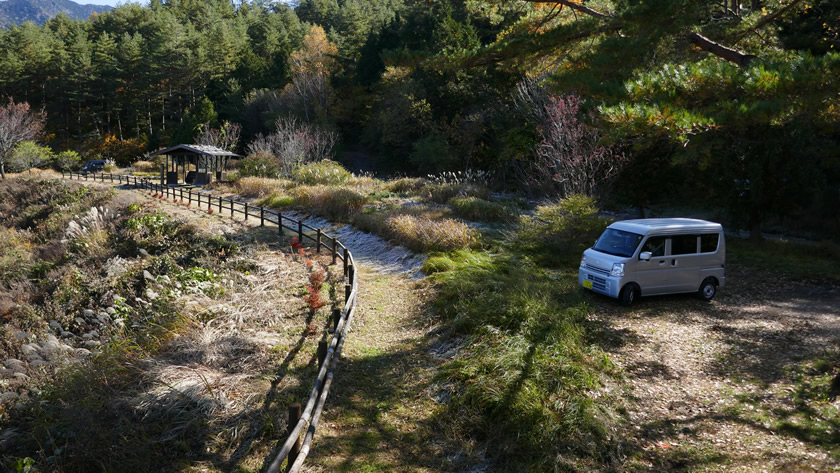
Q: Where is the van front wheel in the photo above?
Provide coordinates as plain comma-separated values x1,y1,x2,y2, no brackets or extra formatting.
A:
698,278,717,301
620,284,639,306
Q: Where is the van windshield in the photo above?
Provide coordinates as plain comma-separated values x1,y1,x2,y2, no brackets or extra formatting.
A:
592,228,643,257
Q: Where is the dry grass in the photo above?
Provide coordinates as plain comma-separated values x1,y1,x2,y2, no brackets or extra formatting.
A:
386,214,478,252
291,185,367,221
132,160,157,173
384,177,428,195
237,177,292,198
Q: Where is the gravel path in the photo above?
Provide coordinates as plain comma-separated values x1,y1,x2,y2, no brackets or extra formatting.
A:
596,265,840,471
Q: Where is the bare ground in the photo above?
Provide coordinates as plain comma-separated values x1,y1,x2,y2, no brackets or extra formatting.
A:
591,264,840,471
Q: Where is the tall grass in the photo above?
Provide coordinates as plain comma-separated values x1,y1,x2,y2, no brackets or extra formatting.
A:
427,249,618,470
237,176,292,198
291,185,367,221
292,160,352,186
386,214,478,252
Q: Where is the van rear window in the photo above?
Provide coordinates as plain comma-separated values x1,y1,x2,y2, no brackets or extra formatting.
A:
700,233,719,253
671,235,698,255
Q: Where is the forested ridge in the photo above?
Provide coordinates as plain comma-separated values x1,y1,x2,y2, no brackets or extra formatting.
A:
0,0,839,235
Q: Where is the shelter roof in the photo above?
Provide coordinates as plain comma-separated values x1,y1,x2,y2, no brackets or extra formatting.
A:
149,144,242,158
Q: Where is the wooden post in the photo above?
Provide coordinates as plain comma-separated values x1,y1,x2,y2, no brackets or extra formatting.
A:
316,229,322,253
332,308,340,331
349,265,355,287
287,403,302,473
245,203,249,221
188,189,192,205
318,340,328,370
230,199,234,217
298,221,303,243
332,238,337,265
343,248,348,279
208,195,211,211
278,213,283,235
218,196,222,213
260,207,265,227
345,283,352,303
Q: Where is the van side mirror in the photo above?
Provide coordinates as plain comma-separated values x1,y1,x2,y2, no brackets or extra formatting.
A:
640,251,652,261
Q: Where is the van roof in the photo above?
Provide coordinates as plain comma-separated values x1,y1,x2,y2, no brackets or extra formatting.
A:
608,218,722,235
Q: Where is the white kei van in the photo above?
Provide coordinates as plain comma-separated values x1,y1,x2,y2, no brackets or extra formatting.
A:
578,218,725,305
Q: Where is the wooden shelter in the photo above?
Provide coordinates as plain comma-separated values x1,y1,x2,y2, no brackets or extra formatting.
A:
149,144,242,186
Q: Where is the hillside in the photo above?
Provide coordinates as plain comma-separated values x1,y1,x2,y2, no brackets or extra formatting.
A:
0,0,109,27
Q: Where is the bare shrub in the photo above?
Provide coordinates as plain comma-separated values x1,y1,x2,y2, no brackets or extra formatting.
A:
246,117,338,176
515,78,626,197
386,214,478,252
195,121,241,152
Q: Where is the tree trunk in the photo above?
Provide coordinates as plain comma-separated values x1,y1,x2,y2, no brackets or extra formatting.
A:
748,209,763,240
0,163,6,179
688,32,757,67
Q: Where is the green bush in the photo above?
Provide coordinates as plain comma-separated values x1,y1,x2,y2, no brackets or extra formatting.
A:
255,190,295,208
517,194,609,263
448,197,515,222
292,160,352,186
239,152,282,179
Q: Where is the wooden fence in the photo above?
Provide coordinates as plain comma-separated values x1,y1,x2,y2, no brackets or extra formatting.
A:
61,171,358,473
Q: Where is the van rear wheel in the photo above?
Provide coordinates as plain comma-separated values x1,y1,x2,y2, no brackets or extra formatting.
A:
698,278,717,301
620,284,639,306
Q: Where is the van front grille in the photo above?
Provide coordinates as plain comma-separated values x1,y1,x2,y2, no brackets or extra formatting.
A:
585,264,610,276
587,274,607,292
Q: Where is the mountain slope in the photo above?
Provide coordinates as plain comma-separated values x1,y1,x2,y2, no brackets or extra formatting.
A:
0,0,111,27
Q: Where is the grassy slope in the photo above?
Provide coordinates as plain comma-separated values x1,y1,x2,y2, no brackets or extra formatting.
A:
0,178,339,472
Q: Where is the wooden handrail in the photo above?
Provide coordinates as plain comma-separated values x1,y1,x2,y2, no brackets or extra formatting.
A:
61,171,360,473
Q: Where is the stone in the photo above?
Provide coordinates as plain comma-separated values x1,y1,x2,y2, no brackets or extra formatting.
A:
75,317,86,326
74,348,92,358
20,344,40,359
84,340,101,349
143,270,155,281
45,334,59,344
105,307,116,315
139,248,150,257
82,309,95,319
48,320,63,332
12,331,29,342
60,331,75,339
82,330,99,340
145,289,159,300
3,359,25,372
0,369,15,378
0,392,17,404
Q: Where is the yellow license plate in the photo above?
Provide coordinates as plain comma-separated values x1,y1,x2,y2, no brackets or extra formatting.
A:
583,280,593,289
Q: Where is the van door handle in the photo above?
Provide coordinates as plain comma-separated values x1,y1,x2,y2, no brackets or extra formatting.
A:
658,260,666,266
671,259,677,266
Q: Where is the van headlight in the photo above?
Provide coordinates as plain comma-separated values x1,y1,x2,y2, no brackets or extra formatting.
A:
610,263,625,277
580,255,587,268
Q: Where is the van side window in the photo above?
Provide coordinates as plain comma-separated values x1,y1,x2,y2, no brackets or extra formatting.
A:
700,233,719,253
640,236,666,258
671,235,699,255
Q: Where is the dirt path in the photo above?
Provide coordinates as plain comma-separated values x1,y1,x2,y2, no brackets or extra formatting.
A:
595,266,840,471
106,183,444,471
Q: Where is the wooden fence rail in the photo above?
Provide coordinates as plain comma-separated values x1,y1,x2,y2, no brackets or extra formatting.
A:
61,171,359,473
